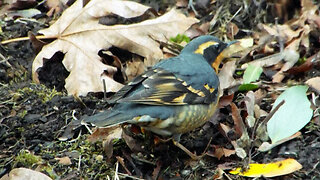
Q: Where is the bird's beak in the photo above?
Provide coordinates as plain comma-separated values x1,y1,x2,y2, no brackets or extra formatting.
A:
226,40,242,59
211,40,239,72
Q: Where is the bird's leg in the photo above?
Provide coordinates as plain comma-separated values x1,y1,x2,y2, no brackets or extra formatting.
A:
172,134,203,160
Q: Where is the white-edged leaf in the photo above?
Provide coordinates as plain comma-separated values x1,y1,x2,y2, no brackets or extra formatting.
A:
267,85,313,143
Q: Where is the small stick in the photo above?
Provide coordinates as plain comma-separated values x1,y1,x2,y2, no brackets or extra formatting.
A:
103,79,106,100
248,100,285,164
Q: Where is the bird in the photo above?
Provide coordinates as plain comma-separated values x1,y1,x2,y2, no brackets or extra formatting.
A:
84,35,236,159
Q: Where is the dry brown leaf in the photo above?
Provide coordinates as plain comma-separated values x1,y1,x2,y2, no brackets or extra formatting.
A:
55,156,72,165
207,145,235,160
32,0,198,96
218,61,238,90
88,125,122,142
226,22,239,40
102,128,123,159
125,56,146,81
296,0,319,27
87,126,122,158
251,0,318,82
306,77,320,94
8,0,37,10
218,94,234,108
46,0,68,16
231,103,245,138
185,24,206,38
219,123,232,140
288,51,319,74
260,24,302,43
272,48,300,83
243,51,283,68
121,129,143,152
176,0,188,7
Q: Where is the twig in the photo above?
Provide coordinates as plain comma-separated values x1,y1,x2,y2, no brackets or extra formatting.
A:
72,110,78,121
103,79,106,100
114,161,120,180
209,6,223,29
1,35,56,45
0,53,12,67
226,6,243,24
77,155,81,171
116,156,132,176
248,100,285,164
261,100,285,124
188,0,199,16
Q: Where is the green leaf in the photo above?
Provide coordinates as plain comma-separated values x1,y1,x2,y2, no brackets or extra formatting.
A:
267,85,313,143
169,34,190,43
236,70,244,76
243,64,263,84
238,84,259,91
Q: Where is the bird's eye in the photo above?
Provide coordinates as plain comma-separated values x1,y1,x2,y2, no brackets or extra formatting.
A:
214,43,220,49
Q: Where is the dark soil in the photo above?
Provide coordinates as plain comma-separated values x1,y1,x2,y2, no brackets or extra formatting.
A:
1,0,320,179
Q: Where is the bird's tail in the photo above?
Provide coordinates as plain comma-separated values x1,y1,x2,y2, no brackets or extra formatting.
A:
83,109,132,127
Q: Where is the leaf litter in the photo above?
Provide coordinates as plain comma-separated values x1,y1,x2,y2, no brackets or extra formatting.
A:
31,0,198,96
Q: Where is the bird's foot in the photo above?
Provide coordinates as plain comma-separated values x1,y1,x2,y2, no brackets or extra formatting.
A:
172,140,202,160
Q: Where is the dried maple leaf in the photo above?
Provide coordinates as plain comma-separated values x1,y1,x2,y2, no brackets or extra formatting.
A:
32,0,198,96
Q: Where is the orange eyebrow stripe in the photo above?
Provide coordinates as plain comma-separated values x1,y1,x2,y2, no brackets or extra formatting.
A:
194,41,218,55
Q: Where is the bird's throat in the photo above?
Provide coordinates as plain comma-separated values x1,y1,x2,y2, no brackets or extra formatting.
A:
211,52,224,73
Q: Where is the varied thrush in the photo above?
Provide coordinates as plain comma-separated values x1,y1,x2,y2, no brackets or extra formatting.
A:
85,35,235,159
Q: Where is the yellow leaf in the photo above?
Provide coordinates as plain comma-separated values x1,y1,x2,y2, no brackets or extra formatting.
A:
229,158,302,178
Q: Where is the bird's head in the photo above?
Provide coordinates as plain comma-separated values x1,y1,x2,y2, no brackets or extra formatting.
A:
181,35,237,72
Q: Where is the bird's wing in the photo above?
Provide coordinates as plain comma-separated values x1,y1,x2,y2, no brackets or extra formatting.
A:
110,67,218,105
